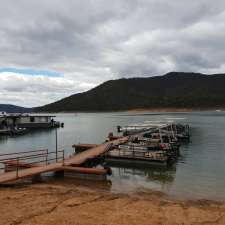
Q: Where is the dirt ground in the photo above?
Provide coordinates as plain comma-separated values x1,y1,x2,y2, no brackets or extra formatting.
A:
0,181,225,225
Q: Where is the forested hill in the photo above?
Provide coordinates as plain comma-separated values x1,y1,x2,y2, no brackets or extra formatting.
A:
0,104,33,113
35,72,225,112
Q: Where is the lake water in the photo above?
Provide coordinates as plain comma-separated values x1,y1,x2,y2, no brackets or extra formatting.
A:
0,111,225,201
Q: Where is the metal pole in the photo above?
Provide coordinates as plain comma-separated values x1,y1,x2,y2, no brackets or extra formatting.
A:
171,123,175,138
159,128,163,143
16,157,19,178
46,149,48,165
55,128,58,162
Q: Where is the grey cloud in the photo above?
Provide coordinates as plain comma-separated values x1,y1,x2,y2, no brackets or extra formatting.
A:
0,0,225,106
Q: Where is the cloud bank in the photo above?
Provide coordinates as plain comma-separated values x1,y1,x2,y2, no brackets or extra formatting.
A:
1,0,225,106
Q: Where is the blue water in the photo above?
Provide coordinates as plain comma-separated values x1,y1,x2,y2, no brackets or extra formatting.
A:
0,111,225,201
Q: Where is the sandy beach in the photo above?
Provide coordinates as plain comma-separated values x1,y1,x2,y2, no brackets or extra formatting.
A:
1,182,225,225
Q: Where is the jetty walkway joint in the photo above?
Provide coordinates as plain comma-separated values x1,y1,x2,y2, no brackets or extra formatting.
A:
0,137,128,184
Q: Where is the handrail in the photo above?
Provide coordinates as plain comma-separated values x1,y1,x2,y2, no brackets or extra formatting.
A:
0,156,64,170
0,149,48,157
0,150,64,162
0,153,48,162
0,149,65,173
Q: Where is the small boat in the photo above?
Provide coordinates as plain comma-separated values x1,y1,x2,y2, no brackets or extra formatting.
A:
10,127,28,136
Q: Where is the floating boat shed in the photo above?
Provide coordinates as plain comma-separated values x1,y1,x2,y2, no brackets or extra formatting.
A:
0,113,61,135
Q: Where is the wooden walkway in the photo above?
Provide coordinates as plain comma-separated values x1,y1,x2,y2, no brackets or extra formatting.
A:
0,136,128,184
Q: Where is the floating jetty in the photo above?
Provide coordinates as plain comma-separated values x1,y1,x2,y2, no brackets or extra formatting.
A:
73,122,190,167
0,121,190,185
107,122,189,166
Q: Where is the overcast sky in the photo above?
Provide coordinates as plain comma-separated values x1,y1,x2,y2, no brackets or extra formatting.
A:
1,0,225,107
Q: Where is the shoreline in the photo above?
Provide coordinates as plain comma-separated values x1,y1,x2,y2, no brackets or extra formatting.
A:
1,182,225,225
34,108,225,114
126,107,225,112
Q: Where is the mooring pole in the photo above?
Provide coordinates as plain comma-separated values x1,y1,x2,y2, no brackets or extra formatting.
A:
16,157,19,178
55,128,58,162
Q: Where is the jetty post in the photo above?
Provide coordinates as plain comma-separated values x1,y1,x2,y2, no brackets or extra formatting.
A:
55,127,58,162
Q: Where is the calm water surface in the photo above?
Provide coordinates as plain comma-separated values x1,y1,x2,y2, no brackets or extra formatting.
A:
0,111,225,201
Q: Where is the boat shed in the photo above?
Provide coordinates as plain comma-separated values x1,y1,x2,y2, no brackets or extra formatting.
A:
0,114,59,129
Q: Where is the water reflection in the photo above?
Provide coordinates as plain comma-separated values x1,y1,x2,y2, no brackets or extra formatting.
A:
0,135,8,143
0,128,57,154
145,166,176,184
114,165,176,182
110,164,177,193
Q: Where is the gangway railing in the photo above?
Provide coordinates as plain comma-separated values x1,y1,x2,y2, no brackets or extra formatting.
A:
0,149,64,179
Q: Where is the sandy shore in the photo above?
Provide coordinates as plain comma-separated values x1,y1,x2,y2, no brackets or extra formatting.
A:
0,182,225,225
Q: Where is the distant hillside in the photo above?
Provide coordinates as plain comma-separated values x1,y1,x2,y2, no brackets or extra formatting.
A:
0,104,33,113
35,72,225,112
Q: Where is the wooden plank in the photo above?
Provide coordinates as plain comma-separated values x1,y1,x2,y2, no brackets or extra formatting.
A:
0,162,62,184
62,166,108,175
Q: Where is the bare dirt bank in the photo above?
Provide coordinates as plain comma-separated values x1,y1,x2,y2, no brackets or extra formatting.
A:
0,183,225,225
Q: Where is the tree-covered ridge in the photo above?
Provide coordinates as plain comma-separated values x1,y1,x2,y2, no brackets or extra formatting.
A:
35,72,225,112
